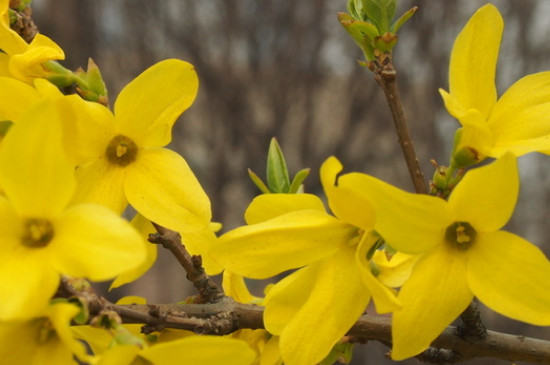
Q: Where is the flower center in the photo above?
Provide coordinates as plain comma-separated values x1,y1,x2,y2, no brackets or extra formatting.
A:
22,218,54,247
444,221,476,250
105,134,138,166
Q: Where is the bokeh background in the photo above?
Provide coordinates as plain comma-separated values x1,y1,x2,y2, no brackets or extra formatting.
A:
31,0,550,363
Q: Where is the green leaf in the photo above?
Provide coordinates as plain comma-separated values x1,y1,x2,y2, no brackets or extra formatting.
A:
266,137,291,193
248,168,271,194
289,168,311,194
361,0,397,33
390,6,418,33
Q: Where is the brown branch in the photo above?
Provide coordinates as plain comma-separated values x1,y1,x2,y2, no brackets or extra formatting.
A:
458,301,487,341
373,51,427,194
149,223,224,304
58,278,550,364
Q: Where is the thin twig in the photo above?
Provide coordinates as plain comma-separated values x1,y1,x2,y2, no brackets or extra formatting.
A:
149,223,224,304
457,301,487,341
372,51,427,194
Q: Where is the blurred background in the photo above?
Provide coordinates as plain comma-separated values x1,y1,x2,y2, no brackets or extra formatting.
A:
31,0,550,363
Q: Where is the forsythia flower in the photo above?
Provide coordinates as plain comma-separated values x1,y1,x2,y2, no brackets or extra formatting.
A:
0,0,64,83
0,99,146,320
440,4,550,163
0,302,91,364
211,157,404,365
71,59,211,233
339,153,550,359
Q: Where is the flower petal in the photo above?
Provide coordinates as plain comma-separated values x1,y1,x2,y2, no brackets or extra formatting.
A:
0,99,75,218
222,271,261,304
321,157,375,230
449,4,502,119
110,213,158,290
355,232,400,313
467,231,550,325
181,225,223,275
372,250,419,288
0,77,40,121
9,34,64,83
73,157,128,214
338,172,451,253
114,59,198,148
139,336,256,365
244,193,326,225
125,148,211,232
448,153,518,232
391,244,473,360
265,247,371,365
51,204,146,282
487,72,550,155
211,210,355,278
0,246,59,320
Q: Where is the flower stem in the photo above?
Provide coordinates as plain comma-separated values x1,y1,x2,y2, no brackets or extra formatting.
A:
373,52,427,194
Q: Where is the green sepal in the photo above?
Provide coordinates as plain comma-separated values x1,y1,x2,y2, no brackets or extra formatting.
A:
289,168,311,194
390,6,418,33
248,168,271,194
320,339,355,365
361,0,396,34
337,13,377,61
266,137,291,193
44,60,76,88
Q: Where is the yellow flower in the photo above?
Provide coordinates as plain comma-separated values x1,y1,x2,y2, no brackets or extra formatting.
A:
440,4,550,163
340,153,550,360
0,302,92,364
0,98,146,320
71,59,211,233
211,157,401,365
0,0,64,83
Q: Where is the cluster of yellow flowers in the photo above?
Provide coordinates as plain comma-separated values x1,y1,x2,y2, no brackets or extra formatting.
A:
1,1,550,364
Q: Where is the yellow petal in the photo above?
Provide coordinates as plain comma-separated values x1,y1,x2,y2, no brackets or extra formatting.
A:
181,226,223,275
467,231,550,325
355,233,400,313
48,302,91,363
321,156,375,230
51,204,146,281
0,246,59,320
488,72,550,155
125,148,211,232
139,336,256,365
110,213,158,290
212,210,355,278
222,271,261,304
244,193,326,225
73,157,128,214
114,59,198,148
0,11,27,55
339,172,451,253
391,244,473,360
448,153,517,232
9,34,64,83
0,77,40,121
266,248,371,365
0,99,75,218
449,4,502,119
372,251,419,288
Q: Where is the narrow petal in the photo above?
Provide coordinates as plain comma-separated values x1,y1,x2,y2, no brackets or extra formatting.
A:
181,226,223,275
211,210,355,278
73,157,128,214
372,250,419,288
0,15,27,55
448,153,518,232
265,248,371,365
339,172,451,253
48,302,91,363
244,193,326,225
110,214,158,290
321,157,375,230
222,271,261,304
0,246,59,320
0,99,75,218
139,336,256,365
125,148,211,232
114,59,198,148
51,204,146,281
449,4,502,119
391,244,473,360
355,232,400,313
9,34,64,83
467,231,550,325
